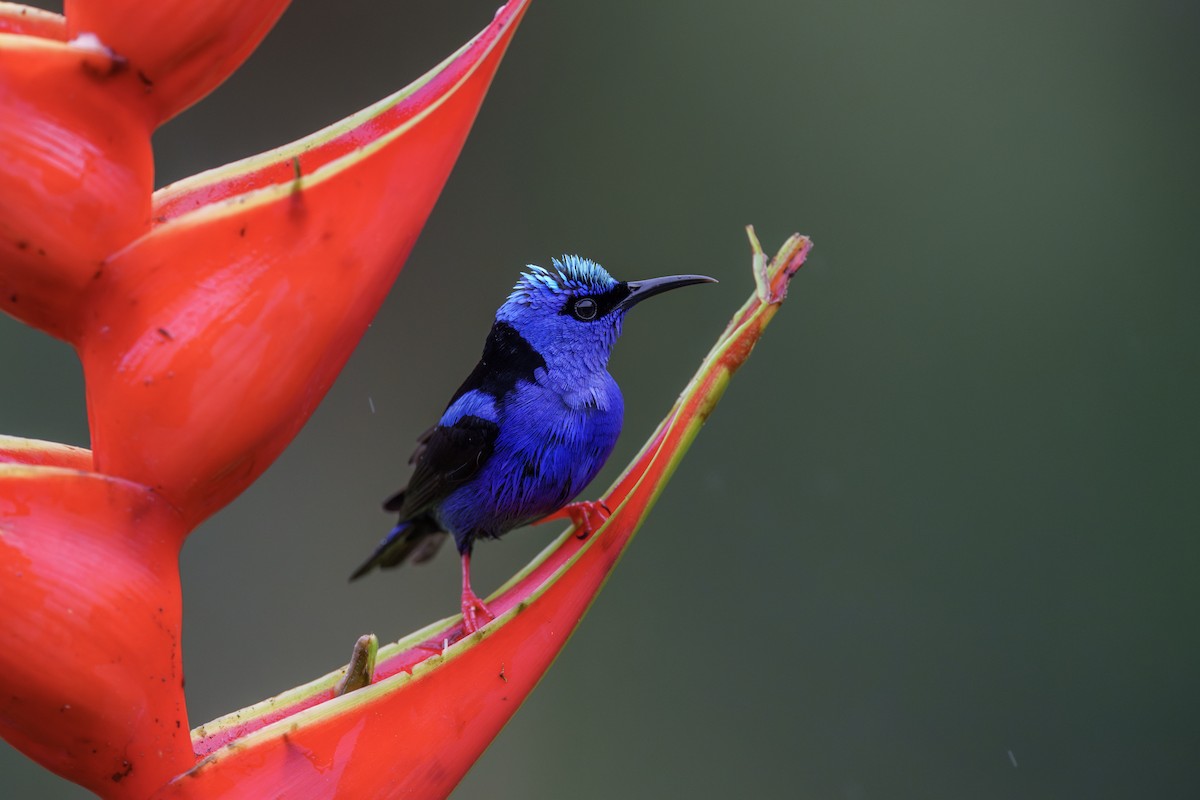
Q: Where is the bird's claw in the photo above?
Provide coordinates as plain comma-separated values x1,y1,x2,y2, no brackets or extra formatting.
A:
537,499,611,537
460,591,495,635
567,500,611,539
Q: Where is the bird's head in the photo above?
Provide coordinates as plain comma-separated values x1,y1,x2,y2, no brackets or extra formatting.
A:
496,255,716,372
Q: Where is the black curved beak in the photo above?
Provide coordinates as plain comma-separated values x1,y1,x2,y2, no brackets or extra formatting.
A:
619,274,718,311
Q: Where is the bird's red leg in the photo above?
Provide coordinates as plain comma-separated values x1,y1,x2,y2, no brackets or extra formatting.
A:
535,500,612,539
459,551,495,634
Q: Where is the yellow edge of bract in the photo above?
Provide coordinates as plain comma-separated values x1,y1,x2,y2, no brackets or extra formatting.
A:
0,31,104,57
0,3,64,27
134,74,466,248
0,435,90,456
190,612,455,742
184,234,797,767
0,463,158,496
0,464,59,481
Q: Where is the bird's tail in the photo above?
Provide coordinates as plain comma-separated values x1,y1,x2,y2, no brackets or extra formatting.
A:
349,516,447,581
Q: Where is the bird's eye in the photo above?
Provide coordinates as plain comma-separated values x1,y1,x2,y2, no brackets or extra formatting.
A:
572,297,599,320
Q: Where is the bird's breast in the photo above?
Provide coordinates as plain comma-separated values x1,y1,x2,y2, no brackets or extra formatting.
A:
436,380,623,538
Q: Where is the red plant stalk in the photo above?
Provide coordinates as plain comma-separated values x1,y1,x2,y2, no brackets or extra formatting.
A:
1,1,530,796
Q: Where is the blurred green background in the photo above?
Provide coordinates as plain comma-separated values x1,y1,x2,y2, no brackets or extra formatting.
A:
4,0,1199,797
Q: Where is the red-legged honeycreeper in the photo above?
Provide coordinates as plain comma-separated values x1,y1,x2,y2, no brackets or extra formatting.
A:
350,256,716,632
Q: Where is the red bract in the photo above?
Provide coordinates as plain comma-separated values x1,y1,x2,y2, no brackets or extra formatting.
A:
0,438,190,798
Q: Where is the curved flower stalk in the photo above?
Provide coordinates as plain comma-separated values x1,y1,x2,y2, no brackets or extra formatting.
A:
0,1,530,796
149,229,811,799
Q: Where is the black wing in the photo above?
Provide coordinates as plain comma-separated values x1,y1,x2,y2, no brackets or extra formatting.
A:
407,426,436,467
382,414,499,519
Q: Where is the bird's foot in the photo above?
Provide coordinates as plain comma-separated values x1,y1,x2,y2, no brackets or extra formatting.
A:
460,590,495,635
538,500,612,539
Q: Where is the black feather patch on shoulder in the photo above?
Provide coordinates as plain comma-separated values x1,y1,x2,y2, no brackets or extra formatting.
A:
449,321,546,405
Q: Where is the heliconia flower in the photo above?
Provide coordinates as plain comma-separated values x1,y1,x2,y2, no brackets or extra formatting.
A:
2,0,813,796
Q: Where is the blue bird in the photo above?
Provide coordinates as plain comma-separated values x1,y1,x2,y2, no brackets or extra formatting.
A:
350,256,715,632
